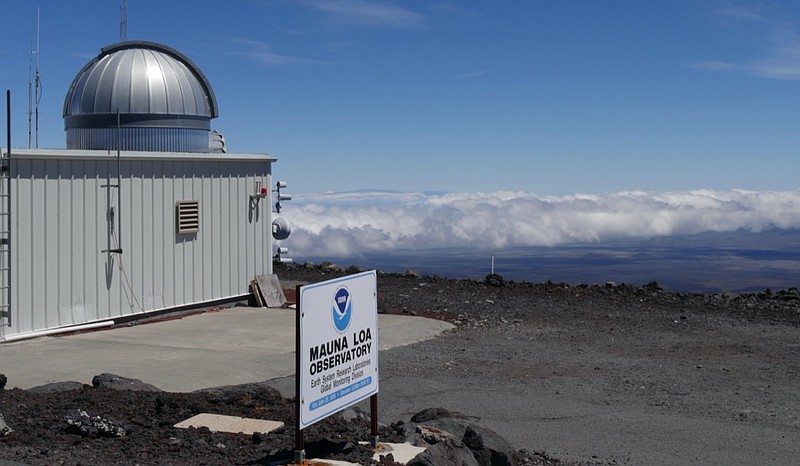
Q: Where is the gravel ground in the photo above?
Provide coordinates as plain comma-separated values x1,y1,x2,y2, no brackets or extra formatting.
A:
1,262,799,465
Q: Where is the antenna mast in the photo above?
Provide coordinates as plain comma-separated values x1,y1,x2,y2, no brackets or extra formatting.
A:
120,0,128,41
34,8,40,149
27,32,32,149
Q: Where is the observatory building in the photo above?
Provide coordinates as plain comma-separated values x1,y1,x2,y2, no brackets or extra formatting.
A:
0,41,286,341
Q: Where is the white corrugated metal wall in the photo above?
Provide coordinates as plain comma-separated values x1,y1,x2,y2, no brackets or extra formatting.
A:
1,149,275,339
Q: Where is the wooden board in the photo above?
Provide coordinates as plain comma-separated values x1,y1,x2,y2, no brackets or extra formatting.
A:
255,274,287,308
250,279,265,307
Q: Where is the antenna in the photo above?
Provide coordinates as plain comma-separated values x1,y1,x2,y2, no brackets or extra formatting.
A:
120,0,128,41
27,30,32,149
34,8,40,149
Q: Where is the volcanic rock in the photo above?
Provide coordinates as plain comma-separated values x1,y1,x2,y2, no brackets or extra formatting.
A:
92,373,162,392
407,437,480,466
463,424,519,466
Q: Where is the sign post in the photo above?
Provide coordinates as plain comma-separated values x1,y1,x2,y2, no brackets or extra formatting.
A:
295,270,379,461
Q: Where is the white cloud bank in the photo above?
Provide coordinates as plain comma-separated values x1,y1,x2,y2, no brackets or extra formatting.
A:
280,189,800,257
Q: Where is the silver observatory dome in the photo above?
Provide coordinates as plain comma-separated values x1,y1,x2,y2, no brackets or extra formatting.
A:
63,41,219,152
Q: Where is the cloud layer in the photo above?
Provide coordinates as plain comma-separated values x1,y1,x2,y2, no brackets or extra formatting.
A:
279,189,800,257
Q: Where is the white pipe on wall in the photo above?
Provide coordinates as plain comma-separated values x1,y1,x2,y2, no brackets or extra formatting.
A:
0,320,115,344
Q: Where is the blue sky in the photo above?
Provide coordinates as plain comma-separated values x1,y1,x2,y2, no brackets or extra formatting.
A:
2,1,800,196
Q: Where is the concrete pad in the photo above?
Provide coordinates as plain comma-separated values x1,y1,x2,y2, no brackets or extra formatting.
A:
0,306,454,392
174,413,283,435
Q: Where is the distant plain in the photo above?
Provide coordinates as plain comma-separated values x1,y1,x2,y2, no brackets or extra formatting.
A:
296,229,800,293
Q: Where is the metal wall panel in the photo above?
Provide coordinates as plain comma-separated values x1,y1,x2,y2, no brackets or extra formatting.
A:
1,149,275,339
66,128,211,152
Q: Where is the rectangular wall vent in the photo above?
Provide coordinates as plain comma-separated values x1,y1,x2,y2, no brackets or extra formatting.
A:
176,200,200,234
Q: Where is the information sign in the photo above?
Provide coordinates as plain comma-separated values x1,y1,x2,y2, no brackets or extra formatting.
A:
297,270,379,429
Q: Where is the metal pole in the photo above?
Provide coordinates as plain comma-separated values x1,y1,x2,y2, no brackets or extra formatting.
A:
34,8,39,149
27,51,31,149
99,112,122,255
116,110,122,254
5,90,9,159
120,0,128,42
294,284,305,462
6,90,12,327
106,153,112,255
370,394,379,447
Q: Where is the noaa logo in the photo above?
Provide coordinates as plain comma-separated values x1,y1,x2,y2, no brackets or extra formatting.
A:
331,287,352,332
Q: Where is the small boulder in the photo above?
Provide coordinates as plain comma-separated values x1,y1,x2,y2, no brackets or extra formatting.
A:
321,261,344,272
407,437,480,466
462,424,519,466
64,410,128,438
643,281,663,292
92,373,161,392
417,424,454,444
412,417,474,445
777,288,800,301
0,413,13,436
28,381,86,393
484,273,504,287
194,381,283,404
0,373,6,389
411,407,465,423
303,261,318,271
714,291,742,301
